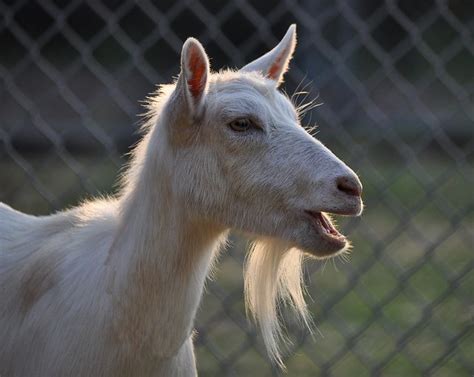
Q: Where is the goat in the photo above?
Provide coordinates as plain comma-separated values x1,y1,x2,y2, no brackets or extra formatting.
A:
0,25,363,376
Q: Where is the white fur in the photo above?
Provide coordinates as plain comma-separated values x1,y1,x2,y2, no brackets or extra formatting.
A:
0,25,362,376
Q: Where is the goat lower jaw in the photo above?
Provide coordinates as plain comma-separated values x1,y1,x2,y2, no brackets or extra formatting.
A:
306,210,347,250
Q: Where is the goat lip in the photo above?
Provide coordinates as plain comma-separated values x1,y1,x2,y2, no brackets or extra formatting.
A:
326,207,362,216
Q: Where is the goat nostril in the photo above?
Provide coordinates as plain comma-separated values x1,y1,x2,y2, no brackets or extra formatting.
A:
336,176,362,197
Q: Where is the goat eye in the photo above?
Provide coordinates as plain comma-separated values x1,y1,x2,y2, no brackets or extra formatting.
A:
228,118,252,132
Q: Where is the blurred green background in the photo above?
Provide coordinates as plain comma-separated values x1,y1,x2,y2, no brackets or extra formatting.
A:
0,0,472,376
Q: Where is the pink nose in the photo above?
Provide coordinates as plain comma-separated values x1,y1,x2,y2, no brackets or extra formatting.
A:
336,176,362,197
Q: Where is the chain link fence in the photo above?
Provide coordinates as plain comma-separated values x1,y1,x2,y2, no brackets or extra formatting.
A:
0,0,472,376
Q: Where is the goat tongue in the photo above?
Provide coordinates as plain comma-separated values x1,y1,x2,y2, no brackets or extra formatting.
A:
318,213,339,236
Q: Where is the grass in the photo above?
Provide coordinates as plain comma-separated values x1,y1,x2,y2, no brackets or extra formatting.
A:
0,149,472,376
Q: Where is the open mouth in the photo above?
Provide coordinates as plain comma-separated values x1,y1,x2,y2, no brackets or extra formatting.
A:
305,210,347,248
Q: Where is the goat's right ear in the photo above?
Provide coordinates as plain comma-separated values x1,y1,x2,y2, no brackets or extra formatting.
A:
240,25,296,86
178,38,210,116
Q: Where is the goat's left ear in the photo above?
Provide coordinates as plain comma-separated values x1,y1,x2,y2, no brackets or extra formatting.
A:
179,37,210,115
241,24,296,85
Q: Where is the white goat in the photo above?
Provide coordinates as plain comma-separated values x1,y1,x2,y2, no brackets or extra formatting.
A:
0,25,363,376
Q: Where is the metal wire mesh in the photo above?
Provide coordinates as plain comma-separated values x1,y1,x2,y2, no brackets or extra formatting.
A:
0,1,472,376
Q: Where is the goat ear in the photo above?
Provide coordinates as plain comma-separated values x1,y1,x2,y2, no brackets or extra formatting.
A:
241,24,296,85
179,38,210,114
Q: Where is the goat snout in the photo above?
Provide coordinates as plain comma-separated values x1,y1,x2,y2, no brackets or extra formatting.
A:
336,175,362,197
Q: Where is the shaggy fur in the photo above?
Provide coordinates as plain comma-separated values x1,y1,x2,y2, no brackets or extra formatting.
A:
0,25,362,376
